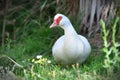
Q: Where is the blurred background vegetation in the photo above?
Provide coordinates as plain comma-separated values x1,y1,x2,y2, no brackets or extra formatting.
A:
0,0,120,80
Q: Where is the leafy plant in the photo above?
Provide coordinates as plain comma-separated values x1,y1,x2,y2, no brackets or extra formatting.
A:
101,17,120,75
5,32,12,50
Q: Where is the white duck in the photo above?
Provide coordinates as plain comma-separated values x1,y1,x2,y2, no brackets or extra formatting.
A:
50,14,91,65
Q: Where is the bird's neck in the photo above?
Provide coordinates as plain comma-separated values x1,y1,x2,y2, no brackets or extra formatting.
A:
62,22,79,51
62,23,78,36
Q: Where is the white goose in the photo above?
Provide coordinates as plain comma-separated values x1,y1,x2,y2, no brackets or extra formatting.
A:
50,14,91,65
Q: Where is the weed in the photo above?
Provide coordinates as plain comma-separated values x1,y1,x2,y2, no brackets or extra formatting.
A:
101,17,120,75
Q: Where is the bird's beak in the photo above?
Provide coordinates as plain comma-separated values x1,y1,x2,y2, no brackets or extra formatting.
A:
50,22,57,28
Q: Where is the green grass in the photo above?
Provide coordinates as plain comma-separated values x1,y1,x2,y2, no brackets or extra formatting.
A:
0,52,119,80
12,53,105,80
0,35,119,79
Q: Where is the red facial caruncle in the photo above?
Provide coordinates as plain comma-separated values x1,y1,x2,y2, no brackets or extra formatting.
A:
54,16,62,25
50,16,62,28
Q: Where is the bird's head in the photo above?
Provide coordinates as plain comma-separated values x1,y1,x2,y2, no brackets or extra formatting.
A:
50,14,70,29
